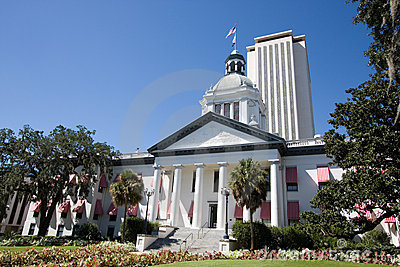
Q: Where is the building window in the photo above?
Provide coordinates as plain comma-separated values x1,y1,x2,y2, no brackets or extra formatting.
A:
192,171,196,192
171,173,174,192
93,214,99,220
224,103,230,118
318,182,327,190
107,226,115,239
28,223,36,235
56,225,64,237
265,171,270,191
61,212,68,218
233,102,239,121
16,196,28,225
109,215,117,221
214,104,221,114
262,219,271,225
287,183,298,191
72,224,80,236
98,187,103,193
213,171,219,192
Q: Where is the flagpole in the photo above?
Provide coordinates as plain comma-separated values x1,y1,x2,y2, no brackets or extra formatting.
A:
235,24,237,51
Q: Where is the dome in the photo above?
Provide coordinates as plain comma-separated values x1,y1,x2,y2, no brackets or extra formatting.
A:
213,73,254,91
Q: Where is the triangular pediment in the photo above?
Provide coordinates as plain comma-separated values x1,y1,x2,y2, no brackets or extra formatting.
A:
166,121,265,150
148,112,286,153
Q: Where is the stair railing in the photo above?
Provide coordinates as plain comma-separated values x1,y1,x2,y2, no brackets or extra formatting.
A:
179,232,193,251
197,221,208,239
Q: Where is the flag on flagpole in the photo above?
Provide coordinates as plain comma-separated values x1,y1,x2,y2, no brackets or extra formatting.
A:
232,33,236,47
225,26,236,38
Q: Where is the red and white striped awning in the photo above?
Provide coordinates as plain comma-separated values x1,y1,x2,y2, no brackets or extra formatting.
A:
69,174,76,185
30,201,41,212
98,174,108,189
188,201,194,218
260,201,271,220
317,166,331,182
167,202,172,218
107,202,118,216
234,204,243,219
126,204,138,217
385,216,396,223
72,200,85,214
58,200,70,213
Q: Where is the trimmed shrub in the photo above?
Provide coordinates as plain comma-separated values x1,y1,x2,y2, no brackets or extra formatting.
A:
76,222,102,241
281,225,313,249
268,226,283,249
232,220,271,250
124,217,159,242
361,229,391,248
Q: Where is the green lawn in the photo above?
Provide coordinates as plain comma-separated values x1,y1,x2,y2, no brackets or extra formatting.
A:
0,246,78,252
164,260,374,266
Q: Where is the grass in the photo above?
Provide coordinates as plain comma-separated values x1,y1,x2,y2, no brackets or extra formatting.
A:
0,246,78,252
163,259,374,266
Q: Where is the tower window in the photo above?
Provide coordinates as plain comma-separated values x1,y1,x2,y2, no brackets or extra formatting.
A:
233,102,239,121
213,171,219,192
214,104,221,114
192,171,196,192
224,103,230,118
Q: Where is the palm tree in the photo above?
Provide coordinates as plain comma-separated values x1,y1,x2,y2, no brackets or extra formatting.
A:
229,158,269,250
109,169,143,242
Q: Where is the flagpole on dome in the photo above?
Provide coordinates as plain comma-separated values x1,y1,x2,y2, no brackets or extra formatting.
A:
234,24,237,51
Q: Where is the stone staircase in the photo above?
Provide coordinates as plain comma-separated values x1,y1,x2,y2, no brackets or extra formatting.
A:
147,227,227,253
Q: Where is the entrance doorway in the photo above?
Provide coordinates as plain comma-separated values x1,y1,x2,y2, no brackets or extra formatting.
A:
208,203,217,228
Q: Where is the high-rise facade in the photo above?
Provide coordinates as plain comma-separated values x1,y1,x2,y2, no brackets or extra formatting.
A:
247,30,315,140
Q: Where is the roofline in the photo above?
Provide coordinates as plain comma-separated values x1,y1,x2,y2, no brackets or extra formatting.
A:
147,111,287,153
254,30,293,44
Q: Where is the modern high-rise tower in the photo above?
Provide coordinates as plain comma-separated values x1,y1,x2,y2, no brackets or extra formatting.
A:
247,30,315,140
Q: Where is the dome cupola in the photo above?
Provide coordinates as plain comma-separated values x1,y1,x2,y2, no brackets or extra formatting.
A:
225,50,246,75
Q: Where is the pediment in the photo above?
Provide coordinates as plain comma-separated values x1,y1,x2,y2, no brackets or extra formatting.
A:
166,121,265,150
148,112,286,154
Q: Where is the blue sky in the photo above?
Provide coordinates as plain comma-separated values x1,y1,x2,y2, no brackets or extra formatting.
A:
0,1,371,152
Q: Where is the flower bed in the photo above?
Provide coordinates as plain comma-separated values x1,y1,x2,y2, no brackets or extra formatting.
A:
0,243,399,266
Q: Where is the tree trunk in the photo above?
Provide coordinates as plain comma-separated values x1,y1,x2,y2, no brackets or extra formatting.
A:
38,198,58,237
250,211,254,251
122,204,127,243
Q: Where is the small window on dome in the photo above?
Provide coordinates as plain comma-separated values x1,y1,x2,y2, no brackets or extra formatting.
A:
224,103,230,118
214,104,221,115
233,102,239,121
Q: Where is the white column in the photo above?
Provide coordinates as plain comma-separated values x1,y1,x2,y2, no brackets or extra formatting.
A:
281,165,288,226
278,165,285,227
270,160,280,226
192,163,204,228
217,162,228,229
243,208,251,222
170,164,182,226
149,165,161,222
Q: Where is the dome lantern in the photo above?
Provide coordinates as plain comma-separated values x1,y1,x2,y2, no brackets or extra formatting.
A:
225,50,246,75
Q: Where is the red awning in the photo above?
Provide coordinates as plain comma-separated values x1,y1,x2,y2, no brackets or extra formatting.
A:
73,200,85,213
356,203,374,221
30,201,41,212
287,201,300,220
99,174,108,189
286,167,298,183
94,199,103,215
234,204,243,219
260,201,271,220
69,174,76,185
58,200,70,213
317,166,331,182
107,202,118,216
127,204,138,217
167,202,172,218
188,201,194,218
385,216,396,223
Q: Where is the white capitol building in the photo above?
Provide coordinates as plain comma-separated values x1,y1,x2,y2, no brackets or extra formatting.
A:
18,30,399,246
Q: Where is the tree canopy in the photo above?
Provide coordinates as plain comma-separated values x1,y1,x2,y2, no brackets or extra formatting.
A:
303,0,400,238
0,125,116,236
229,158,269,250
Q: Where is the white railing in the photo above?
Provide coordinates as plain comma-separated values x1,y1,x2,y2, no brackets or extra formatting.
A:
286,138,324,148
